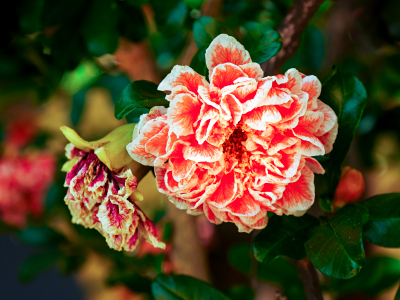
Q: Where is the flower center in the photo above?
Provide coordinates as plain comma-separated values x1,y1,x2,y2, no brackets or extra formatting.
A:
222,125,251,170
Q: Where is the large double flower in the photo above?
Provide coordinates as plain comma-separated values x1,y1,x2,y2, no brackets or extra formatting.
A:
127,34,338,232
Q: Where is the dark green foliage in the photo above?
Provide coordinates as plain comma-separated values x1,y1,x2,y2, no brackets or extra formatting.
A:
19,251,62,283
190,46,207,77
331,256,400,295
114,80,169,121
315,68,367,201
193,17,232,48
253,214,318,264
18,226,66,248
305,205,365,279
108,271,152,294
224,286,254,300
362,193,400,247
241,22,282,64
152,274,230,300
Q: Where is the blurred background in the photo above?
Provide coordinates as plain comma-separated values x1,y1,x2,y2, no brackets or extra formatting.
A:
1,0,400,299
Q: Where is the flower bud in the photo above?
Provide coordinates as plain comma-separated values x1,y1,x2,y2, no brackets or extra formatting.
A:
333,167,365,208
60,124,136,172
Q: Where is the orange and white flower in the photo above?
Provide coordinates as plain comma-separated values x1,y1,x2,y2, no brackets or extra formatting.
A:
61,125,165,251
127,34,338,232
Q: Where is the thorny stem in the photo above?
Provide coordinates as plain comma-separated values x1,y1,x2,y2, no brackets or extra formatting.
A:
261,0,326,75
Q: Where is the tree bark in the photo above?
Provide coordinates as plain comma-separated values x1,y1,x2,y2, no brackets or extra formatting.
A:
261,0,325,75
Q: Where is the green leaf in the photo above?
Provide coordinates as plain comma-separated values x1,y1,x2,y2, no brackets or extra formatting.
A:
190,46,207,77
331,256,400,295
82,0,119,56
253,214,318,264
19,251,62,283
184,0,205,9
115,80,168,120
242,22,282,64
18,226,66,248
315,68,367,199
305,205,365,279
193,17,231,48
362,193,400,247
396,284,400,300
152,274,230,300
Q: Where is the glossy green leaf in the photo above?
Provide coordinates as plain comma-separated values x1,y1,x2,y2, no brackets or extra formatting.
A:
253,214,318,264
19,251,62,283
362,193,400,247
190,46,207,77
331,256,400,295
315,68,367,199
115,80,168,120
152,274,230,300
242,22,282,64
193,17,231,48
184,0,205,9
305,205,365,279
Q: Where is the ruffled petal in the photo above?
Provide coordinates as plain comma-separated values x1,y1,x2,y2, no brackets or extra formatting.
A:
158,65,208,94
183,140,223,163
272,166,315,216
168,93,202,137
301,75,321,110
206,34,251,71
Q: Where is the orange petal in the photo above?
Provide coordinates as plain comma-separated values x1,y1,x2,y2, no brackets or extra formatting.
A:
272,166,315,216
205,34,251,71
158,65,208,94
168,93,202,137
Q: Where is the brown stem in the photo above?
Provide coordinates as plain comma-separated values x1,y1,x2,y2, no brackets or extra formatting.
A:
167,203,211,282
295,258,323,300
261,0,325,75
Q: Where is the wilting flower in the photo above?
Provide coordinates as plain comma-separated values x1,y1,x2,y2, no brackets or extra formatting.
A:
333,167,365,208
127,34,338,232
61,125,165,251
0,153,55,227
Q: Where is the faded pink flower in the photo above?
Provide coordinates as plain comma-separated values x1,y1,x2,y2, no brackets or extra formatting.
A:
61,125,165,252
0,153,55,227
127,34,338,232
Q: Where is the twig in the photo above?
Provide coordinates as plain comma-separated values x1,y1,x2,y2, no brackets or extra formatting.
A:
261,0,325,75
295,258,323,300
